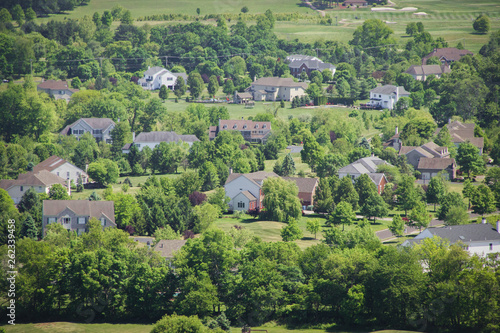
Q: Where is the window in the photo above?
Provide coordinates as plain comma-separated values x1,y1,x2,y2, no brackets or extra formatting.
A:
135,144,141,148
223,124,228,129
20,186,23,191
490,243,493,251
67,171,70,178
63,217,71,224
262,124,267,129
48,217,56,224
78,217,86,225
243,124,247,129
77,228,85,236
254,124,259,129
233,124,237,129
167,77,173,81
38,186,42,191
92,129,102,134
101,218,106,227
237,202,245,208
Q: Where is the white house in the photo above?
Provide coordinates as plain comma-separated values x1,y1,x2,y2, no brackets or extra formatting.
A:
402,223,500,257
369,85,410,110
0,170,69,204
247,77,308,102
224,172,277,211
60,118,116,143
137,66,188,91
33,155,89,185
122,131,200,153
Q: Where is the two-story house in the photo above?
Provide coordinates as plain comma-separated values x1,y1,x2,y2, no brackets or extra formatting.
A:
42,200,116,235
33,155,89,185
369,85,410,110
287,57,336,79
122,131,200,153
60,118,116,143
404,64,451,81
137,66,188,91
0,170,69,204
338,156,390,194
402,222,500,257
37,80,79,102
444,120,484,155
422,47,473,65
209,119,272,144
247,77,308,102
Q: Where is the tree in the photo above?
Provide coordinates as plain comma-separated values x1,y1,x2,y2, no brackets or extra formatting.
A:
17,187,42,224
222,79,235,96
355,174,377,207
0,8,12,24
360,192,388,223
174,76,187,98
21,215,38,239
87,159,119,186
473,14,490,34
151,314,208,333
327,201,356,230
306,219,321,239
471,184,496,215
389,214,405,236
25,8,36,21
192,203,219,233
261,177,301,222
350,19,395,56
438,192,466,220
335,177,359,210
187,72,204,99
406,22,418,36
462,178,475,210
457,141,485,178
278,153,295,176
281,218,303,242
207,75,219,97
316,154,348,178
49,184,70,200
154,225,181,241
11,5,25,26
426,176,446,211
444,205,469,225
409,201,431,230
300,132,324,171
199,161,220,192
110,121,132,157
313,178,335,213
121,10,133,24
101,10,113,27
397,175,419,216
306,83,322,100
241,6,249,13
159,85,169,102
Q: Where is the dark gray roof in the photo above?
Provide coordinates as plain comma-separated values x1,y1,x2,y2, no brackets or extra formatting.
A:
251,77,308,89
288,59,335,71
405,65,451,76
370,85,410,96
417,158,455,170
134,131,200,143
60,118,116,135
426,224,500,243
368,173,386,185
144,66,166,76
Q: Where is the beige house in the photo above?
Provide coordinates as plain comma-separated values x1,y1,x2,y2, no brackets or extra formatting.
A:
399,142,450,169
33,155,89,185
154,240,187,260
422,48,473,65
37,80,79,102
42,200,116,235
209,119,272,144
247,77,308,102
405,64,451,81
0,170,68,204
446,121,484,154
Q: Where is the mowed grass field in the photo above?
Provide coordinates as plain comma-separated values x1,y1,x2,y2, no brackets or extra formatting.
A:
35,0,500,54
1,322,422,333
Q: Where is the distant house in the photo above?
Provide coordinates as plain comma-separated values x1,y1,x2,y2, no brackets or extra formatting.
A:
443,120,484,155
42,200,116,235
33,155,89,185
402,223,500,257
383,126,402,152
209,119,272,144
422,48,473,65
399,142,450,169
247,77,308,102
37,80,78,102
122,131,200,153
344,0,368,6
405,64,451,81
154,239,187,260
0,170,69,204
369,85,410,110
286,54,320,62
224,171,319,211
417,157,456,181
137,66,187,91
338,156,390,194
287,58,336,79
234,92,253,104
60,118,116,143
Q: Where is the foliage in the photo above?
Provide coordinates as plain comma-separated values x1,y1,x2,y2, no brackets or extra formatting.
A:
389,214,405,236
261,177,301,222
457,141,485,178
426,176,446,211
306,219,321,239
327,201,356,230
313,177,335,214
409,201,431,230
473,14,490,34
48,183,69,200
471,184,496,215
87,159,119,186
280,218,303,242
444,205,470,225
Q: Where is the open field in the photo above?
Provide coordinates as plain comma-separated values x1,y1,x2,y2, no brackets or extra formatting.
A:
34,0,500,54
1,322,422,333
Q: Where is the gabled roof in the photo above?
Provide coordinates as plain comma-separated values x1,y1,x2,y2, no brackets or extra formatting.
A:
405,64,451,76
173,72,188,82
422,48,473,64
1,170,67,190
251,77,308,89
370,85,410,96
42,200,115,223
225,171,278,186
218,119,271,132
154,239,187,259
33,155,86,175
282,177,318,193
38,80,76,91
144,66,167,76
288,59,335,71
133,131,199,144
368,173,386,186
286,54,319,62
339,156,390,175
60,118,116,135
240,190,257,201
417,157,455,170
423,224,500,243
398,146,419,155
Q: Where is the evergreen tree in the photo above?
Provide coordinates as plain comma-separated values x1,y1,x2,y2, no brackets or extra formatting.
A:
280,153,295,176
355,174,377,207
389,214,405,236
313,178,335,213
335,176,359,210
159,85,169,102
21,215,38,239
462,178,475,210
174,76,187,98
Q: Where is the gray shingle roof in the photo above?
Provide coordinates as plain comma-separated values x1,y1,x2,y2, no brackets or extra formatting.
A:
134,131,200,143
417,157,455,170
60,118,116,135
1,170,67,190
425,224,500,243
154,239,187,259
405,65,451,76
251,77,308,89
43,200,115,223
370,85,410,96
144,66,166,76
288,59,335,71
282,177,318,193
33,155,86,176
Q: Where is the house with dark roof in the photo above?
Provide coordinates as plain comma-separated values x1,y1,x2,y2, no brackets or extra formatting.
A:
0,170,69,204
122,131,200,153
224,171,319,211
369,85,410,110
402,223,500,256
60,118,116,143
417,157,456,181
154,239,187,259
33,155,88,185
442,120,484,154
287,58,336,79
247,77,308,102
405,64,451,81
137,66,187,91
37,80,79,102
399,142,450,169
209,119,272,144
338,156,390,194
42,200,116,235
422,48,473,65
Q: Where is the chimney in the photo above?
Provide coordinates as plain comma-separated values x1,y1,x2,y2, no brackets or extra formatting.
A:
395,126,398,135
132,132,135,142
448,118,451,124
85,164,88,172
229,167,233,175
482,217,487,224
241,117,244,120
496,220,500,233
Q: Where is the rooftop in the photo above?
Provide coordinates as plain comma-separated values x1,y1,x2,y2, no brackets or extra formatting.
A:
1,170,67,190
43,200,115,223
417,157,455,170
154,239,187,259
251,77,308,89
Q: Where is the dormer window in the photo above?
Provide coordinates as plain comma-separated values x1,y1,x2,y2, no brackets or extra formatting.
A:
262,124,267,129
255,124,259,129
243,124,247,129
223,124,228,129
233,124,237,129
